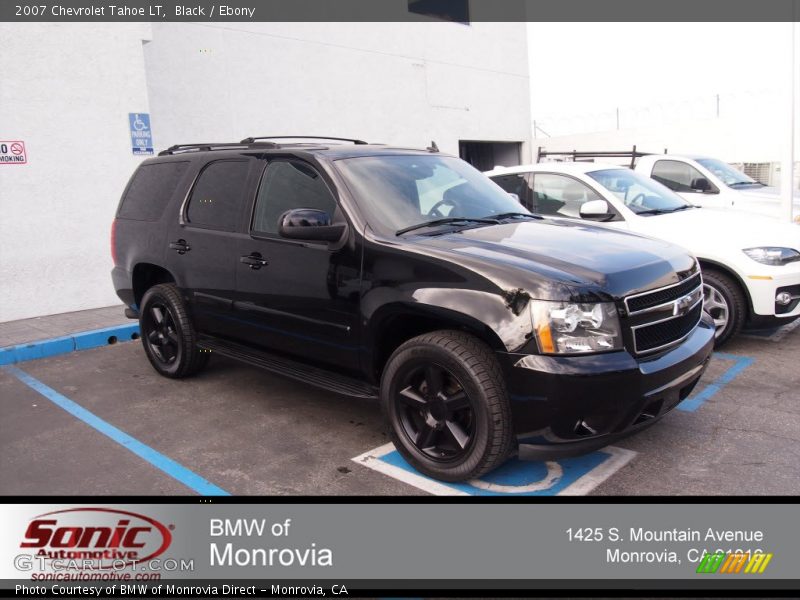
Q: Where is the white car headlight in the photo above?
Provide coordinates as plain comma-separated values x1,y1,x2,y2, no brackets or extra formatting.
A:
531,301,622,354
742,247,800,266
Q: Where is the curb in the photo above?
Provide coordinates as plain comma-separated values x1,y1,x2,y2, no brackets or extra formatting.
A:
0,323,140,366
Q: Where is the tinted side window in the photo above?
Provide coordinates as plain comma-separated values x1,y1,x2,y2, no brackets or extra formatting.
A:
651,160,704,192
532,173,602,218
252,161,337,235
490,173,533,210
118,162,189,221
186,160,250,232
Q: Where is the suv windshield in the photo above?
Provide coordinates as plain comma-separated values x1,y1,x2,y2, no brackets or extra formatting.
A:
588,168,692,215
336,155,529,235
695,158,762,187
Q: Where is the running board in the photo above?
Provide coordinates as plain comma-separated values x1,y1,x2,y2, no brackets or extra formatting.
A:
197,337,378,399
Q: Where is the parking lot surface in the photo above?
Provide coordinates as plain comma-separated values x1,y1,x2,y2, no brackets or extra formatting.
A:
2,319,799,496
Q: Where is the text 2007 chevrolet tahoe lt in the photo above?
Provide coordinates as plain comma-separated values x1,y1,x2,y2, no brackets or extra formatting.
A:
111,136,715,482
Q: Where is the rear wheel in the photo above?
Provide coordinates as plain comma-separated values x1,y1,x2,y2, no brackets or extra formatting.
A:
702,269,746,347
381,330,513,482
139,283,209,378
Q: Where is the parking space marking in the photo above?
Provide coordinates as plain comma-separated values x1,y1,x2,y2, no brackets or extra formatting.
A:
0,324,140,365
2,364,230,496
678,352,754,413
353,443,636,496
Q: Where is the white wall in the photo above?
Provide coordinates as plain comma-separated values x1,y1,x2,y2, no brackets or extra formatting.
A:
143,22,532,158
0,23,153,323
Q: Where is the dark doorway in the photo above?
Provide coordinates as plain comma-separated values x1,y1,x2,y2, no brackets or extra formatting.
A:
459,141,522,172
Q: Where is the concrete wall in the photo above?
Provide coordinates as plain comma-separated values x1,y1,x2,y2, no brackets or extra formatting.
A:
0,23,153,323
1,21,531,323
143,22,532,158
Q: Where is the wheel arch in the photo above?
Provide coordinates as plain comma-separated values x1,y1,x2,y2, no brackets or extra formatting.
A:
696,258,753,316
132,263,177,308
367,304,508,383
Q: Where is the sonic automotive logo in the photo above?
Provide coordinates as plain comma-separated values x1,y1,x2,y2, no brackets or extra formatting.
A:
20,508,172,569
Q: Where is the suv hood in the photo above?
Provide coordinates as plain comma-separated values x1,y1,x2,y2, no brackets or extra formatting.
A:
413,219,696,301
634,207,800,252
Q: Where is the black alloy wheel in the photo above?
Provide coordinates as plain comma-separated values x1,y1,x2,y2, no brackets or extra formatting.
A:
142,301,180,365
395,363,476,462
139,283,209,378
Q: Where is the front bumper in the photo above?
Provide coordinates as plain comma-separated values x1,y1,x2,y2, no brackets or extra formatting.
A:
500,313,715,454
746,261,800,319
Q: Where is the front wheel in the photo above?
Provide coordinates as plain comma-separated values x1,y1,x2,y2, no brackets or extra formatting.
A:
380,330,513,482
702,269,746,347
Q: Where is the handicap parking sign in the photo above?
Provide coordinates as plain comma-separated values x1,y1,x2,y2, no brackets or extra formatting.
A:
129,113,153,156
353,443,636,496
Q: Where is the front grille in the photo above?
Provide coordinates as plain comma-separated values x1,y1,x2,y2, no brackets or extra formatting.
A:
633,301,703,354
626,272,702,314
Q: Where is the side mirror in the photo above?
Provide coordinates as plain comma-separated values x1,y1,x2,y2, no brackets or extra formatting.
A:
278,208,346,242
690,177,717,193
508,192,520,203
579,199,614,222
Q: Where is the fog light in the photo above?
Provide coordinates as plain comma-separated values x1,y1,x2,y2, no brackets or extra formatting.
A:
776,291,793,306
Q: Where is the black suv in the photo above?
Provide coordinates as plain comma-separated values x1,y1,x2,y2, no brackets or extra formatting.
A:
112,136,715,482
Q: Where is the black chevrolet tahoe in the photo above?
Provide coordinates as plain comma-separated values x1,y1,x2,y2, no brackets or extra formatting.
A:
111,136,715,482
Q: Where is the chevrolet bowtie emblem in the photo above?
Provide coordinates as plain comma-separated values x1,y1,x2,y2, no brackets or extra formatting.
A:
673,294,694,316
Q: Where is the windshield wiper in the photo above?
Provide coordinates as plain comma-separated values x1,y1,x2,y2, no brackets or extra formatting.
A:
635,205,694,216
729,181,764,187
395,217,499,236
483,212,544,221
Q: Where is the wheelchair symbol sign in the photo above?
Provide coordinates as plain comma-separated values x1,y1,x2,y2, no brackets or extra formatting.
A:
128,113,153,156
353,443,636,496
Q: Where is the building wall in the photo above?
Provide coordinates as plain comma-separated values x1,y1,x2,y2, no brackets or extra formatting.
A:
0,21,531,323
143,22,531,157
0,23,153,323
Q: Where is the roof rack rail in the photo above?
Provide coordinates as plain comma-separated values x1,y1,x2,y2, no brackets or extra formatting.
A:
536,145,668,168
239,135,369,145
158,141,278,156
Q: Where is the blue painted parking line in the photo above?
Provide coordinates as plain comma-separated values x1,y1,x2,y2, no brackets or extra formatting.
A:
678,352,754,413
2,364,229,496
353,443,636,496
0,323,140,366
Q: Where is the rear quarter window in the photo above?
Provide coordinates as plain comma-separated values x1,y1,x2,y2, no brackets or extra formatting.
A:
117,161,189,221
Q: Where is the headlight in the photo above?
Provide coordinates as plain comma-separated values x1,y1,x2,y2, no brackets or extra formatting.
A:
531,301,622,354
742,247,800,266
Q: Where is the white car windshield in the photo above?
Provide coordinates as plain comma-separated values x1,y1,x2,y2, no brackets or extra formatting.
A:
695,158,763,187
588,169,694,215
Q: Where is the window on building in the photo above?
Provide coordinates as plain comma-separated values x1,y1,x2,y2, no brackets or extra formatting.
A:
532,173,602,218
252,161,337,235
651,160,706,193
408,0,469,23
186,160,250,232
118,162,189,221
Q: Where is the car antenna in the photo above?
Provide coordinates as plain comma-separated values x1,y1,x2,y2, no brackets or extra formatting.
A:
427,140,439,153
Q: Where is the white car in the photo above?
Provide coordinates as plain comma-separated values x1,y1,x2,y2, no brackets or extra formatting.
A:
485,162,800,345
634,154,800,223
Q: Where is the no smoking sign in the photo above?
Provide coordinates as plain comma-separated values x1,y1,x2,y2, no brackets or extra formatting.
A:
1,140,27,164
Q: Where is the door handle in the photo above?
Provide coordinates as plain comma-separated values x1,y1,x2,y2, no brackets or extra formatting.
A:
169,239,191,254
240,253,268,270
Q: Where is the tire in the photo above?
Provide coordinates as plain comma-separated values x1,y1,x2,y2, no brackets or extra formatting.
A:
380,330,513,482
702,269,746,347
139,283,209,378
